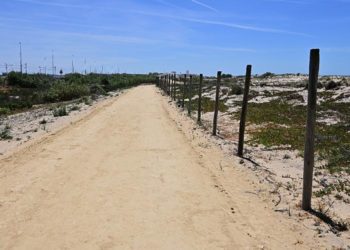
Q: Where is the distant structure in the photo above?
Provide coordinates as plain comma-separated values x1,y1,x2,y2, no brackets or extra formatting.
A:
19,42,23,73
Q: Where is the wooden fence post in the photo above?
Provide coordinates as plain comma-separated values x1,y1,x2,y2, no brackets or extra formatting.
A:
173,74,176,101
170,74,172,96
178,76,181,103
168,74,171,95
197,74,203,123
238,65,252,157
182,74,187,109
173,73,177,101
169,74,174,99
302,49,320,211
170,74,173,98
188,75,193,116
213,71,221,136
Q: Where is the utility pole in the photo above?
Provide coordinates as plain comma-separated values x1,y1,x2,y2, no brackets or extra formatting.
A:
84,58,87,75
51,50,55,76
25,63,28,74
71,55,75,73
19,42,23,73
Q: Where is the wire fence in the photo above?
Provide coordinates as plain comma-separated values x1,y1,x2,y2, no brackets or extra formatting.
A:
156,49,350,224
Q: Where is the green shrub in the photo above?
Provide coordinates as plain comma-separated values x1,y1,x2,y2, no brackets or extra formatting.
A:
101,78,109,86
90,84,106,95
80,96,92,105
53,106,69,117
2,73,156,113
70,105,80,111
0,125,12,140
230,84,243,95
0,107,10,116
6,72,53,88
261,72,275,78
7,100,33,110
222,74,232,78
39,119,47,125
45,83,90,102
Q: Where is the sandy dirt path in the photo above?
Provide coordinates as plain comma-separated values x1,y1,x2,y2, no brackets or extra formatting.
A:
0,85,326,249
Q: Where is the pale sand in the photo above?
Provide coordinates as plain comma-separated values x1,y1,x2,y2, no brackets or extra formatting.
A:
0,85,340,249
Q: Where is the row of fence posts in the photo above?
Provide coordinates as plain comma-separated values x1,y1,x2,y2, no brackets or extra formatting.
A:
156,48,320,212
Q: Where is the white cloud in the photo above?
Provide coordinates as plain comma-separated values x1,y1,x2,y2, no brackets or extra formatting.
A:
133,10,310,36
191,0,218,12
13,0,88,9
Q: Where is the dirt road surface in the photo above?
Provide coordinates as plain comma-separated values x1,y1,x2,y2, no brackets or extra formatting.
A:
0,86,326,249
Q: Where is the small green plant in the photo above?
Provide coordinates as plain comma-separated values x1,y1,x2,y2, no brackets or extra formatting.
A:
230,84,243,95
53,106,69,117
0,107,10,116
0,125,13,140
70,105,80,111
80,96,92,106
260,72,275,78
44,83,90,102
186,97,229,113
39,119,47,125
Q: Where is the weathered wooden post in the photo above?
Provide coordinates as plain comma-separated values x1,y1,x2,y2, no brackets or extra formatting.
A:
168,74,171,95
178,75,182,104
188,75,193,116
163,75,166,93
169,74,171,96
213,71,221,136
171,74,175,101
170,74,173,98
170,74,173,97
182,74,187,109
172,74,175,99
176,75,180,103
169,74,173,98
173,73,177,101
197,74,203,123
302,49,320,211
238,65,252,157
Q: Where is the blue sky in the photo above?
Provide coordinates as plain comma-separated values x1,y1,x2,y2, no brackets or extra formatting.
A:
0,0,349,75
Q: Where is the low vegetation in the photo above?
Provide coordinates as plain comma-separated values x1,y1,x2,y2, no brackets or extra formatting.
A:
53,106,69,117
0,72,156,116
186,97,229,113
229,84,350,175
0,124,12,140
